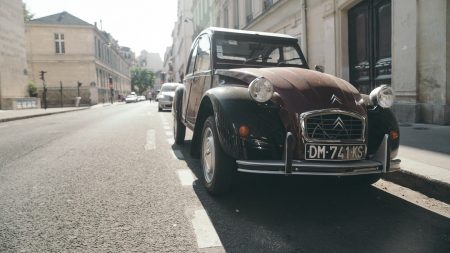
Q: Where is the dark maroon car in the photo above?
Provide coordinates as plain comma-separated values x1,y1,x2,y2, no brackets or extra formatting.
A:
172,27,400,195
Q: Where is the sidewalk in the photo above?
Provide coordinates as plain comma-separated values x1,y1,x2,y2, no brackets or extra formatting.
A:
0,106,449,202
383,123,450,203
0,102,123,123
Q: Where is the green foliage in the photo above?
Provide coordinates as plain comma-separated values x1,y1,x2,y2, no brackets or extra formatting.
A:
28,82,38,97
23,3,34,22
131,68,154,94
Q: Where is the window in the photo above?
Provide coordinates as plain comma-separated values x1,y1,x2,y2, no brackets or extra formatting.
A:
186,41,198,75
246,0,253,24
234,0,239,29
194,35,211,72
54,33,65,54
224,7,229,28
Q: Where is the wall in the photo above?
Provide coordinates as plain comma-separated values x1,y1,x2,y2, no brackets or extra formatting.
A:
417,0,449,124
305,0,450,125
0,0,29,109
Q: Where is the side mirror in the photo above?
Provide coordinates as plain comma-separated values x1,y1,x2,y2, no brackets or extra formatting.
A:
314,65,324,73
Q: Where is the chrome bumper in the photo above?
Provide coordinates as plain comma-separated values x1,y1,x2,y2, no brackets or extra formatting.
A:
236,133,401,176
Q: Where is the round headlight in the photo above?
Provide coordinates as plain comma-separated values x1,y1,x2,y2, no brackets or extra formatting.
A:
369,85,395,108
248,77,274,103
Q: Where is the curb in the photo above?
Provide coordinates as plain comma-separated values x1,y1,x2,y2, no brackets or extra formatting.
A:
383,170,450,204
0,107,89,123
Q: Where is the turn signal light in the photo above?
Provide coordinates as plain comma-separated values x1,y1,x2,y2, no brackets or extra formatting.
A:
390,130,399,140
239,125,250,138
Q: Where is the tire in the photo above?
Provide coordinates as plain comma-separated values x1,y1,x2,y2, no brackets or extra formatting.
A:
173,113,186,145
158,104,162,112
200,116,235,195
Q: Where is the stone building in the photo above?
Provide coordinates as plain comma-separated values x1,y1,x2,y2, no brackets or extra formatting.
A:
137,50,164,91
184,0,450,125
0,0,39,109
303,0,450,125
26,11,133,107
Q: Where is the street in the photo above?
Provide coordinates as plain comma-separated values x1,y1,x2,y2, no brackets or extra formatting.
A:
0,102,449,253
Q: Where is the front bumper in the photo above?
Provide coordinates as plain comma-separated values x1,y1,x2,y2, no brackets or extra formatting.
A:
236,133,401,176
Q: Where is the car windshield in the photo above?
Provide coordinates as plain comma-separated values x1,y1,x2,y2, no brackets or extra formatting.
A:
215,37,305,67
161,85,177,92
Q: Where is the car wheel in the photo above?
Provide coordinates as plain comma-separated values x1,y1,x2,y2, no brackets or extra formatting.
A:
158,104,162,112
173,113,186,145
201,116,235,195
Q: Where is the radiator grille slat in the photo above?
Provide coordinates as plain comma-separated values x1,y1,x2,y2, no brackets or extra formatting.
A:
304,113,364,141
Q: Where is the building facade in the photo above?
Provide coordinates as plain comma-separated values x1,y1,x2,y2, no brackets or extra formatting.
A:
26,12,133,107
303,0,450,125
171,0,450,125
0,0,39,109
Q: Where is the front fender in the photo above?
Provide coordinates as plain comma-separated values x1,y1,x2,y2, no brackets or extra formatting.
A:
196,86,285,160
172,84,185,120
367,107,400,159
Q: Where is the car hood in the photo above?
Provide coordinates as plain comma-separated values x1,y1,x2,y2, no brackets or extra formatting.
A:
216,67,365,115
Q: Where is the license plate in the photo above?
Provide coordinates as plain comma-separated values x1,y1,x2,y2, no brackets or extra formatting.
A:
305,144,366,161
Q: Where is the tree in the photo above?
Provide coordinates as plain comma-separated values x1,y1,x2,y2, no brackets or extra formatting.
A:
131,68,154,95
27,81,38,97
23,3,34,21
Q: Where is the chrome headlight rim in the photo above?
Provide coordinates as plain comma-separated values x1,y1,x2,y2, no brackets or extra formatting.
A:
248,77,274,103
369,84,395,108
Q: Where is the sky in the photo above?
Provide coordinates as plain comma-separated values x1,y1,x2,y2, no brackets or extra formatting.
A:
23,0,178,60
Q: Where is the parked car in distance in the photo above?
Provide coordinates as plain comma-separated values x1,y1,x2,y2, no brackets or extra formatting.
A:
158,83,179,111
125,94,138,103
137,95,146,102
172,27,400,195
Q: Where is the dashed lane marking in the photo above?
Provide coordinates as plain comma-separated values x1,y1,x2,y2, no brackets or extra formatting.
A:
176,169,196,186
145,129,156,150
172,149,184,160
164,126,171,130
165,131,173,136
191,209,224,250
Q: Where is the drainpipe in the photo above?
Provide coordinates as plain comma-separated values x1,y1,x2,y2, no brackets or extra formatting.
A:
300,0,308,59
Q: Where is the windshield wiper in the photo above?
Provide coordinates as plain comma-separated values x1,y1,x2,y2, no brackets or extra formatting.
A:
277,57,302,65
244,55,272,63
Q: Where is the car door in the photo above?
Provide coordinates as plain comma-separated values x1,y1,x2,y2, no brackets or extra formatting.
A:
182,40,198,125
186,34,212,126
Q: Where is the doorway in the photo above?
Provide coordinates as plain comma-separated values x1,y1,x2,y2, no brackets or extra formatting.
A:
348,0,391,94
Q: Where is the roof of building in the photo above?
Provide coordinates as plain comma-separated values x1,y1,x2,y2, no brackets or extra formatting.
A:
28,11,92,27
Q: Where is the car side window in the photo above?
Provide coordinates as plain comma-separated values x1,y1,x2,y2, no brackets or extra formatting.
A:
186,41,199,75
194,35,211,73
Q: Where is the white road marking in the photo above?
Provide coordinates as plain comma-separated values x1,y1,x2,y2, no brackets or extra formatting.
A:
191,209,223,249
167,138,174,145
145,130,156,150
165,131,173,136
172,150,184,160
176,169,196,186
0,125,8,128
164,126,171,130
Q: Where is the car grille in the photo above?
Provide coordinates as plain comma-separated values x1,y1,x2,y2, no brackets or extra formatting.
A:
303,113,364,141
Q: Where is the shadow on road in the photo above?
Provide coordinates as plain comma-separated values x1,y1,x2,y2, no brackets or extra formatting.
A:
171,141,450,253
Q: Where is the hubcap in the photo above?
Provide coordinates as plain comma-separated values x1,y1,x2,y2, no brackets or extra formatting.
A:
202,127,215,184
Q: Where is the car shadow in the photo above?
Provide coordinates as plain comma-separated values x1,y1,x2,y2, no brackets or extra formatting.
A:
171,141,450,253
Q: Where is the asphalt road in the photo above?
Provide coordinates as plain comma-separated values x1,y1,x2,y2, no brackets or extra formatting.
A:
0,102,449,253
